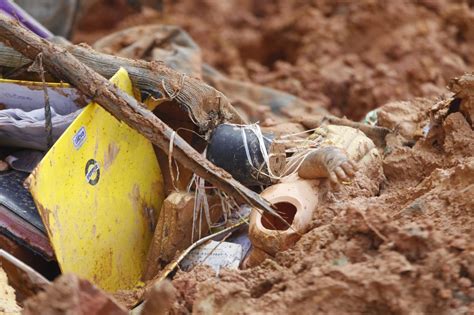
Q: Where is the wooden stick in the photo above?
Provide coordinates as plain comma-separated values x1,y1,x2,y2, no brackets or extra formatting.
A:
0,13,276,215
0,33,245,132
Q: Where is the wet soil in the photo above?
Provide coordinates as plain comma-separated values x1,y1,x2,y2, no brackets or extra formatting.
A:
0,267,21,314
70,1,474,314
75,0,474,120
173,106,474,314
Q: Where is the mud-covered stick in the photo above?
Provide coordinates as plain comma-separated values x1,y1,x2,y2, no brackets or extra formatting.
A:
0,27,245,131
0,13,279,216
0,45,246,130
0,43,247,131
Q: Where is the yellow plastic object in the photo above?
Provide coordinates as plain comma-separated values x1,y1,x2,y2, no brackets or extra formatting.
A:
0,78,71,87
143,96,166,111
27,68,164,292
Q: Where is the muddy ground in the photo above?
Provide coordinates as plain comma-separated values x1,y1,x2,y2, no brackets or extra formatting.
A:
71,1,474,314
75,0,474,120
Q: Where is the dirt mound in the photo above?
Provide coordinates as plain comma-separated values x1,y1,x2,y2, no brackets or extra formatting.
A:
170,0,474,119
170,98,474,314
69,1,474,313
75,0,474,120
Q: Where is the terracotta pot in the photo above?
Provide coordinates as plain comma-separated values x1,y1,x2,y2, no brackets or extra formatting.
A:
247,175,319,265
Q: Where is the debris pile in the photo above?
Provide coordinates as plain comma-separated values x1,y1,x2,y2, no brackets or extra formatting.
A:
0,1,473,314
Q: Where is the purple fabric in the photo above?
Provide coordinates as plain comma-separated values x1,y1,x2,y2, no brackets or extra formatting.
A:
0,0,53,38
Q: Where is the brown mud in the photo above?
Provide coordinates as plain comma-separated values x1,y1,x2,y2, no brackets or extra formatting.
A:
0,267,21,314
75,0,474,120
169,99,474,314
70,1,474,314
22,274,128,314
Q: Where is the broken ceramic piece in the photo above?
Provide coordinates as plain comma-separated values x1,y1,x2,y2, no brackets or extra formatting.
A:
143,191,222,280
245,175,319,267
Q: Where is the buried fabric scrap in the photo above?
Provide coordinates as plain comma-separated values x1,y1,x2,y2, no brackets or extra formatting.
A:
0,107,81,151
0,79,85,115
5,150,44,173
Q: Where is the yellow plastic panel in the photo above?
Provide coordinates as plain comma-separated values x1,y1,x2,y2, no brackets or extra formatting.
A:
0,78,71,87
27,68,164,292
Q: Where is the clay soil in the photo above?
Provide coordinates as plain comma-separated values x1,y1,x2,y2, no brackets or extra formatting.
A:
72,1,474,314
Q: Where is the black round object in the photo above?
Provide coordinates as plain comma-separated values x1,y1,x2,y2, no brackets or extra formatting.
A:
207,124,275,186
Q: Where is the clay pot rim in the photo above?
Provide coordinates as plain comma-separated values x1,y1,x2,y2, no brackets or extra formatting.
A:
253,196,304,235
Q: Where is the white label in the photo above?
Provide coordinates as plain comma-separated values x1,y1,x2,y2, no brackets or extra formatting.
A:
73,127,86,149
180,241,242,272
